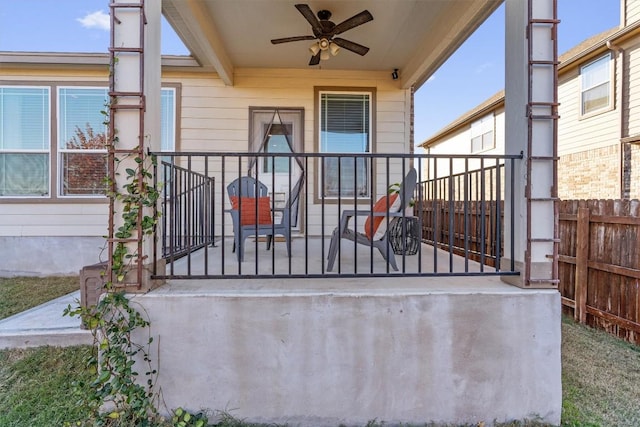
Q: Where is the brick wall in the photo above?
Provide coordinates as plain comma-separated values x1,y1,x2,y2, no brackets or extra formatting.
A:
558,144,621,199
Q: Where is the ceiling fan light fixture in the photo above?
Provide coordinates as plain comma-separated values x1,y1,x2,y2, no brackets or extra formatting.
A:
318,38,330,50
320,50,330,61
329,42,340,56
309,43,320,55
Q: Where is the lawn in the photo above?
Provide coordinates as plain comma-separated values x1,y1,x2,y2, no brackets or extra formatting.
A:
0,276,79,319
1,277,639,426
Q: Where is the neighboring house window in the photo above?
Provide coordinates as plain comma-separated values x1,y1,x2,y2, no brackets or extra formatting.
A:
0,84,177,199
58,87,109,196
0,86,50,197
470,113,494,153
580,53,611,116
318,89,373,198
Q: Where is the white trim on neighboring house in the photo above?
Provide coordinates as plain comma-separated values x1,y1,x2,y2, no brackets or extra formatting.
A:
579,52,614,118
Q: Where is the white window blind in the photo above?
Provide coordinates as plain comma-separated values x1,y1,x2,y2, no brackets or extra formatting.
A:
319,92,371,198
0,87,50,196
581,54,611,115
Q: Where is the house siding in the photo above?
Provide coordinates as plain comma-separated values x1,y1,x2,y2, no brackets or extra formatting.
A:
173,68,410,236
624,0,640,26
0,66,411,275
422,106,505,179
557,65,619,157
422,3,640,201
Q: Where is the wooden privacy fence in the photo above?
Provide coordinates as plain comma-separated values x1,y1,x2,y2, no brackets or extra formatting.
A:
559,199,640,345
418,200,503,267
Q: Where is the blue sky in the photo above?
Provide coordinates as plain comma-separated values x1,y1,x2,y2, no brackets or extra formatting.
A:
0,0,620,146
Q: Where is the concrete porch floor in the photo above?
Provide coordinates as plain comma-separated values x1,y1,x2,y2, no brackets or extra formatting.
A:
164,236,504,277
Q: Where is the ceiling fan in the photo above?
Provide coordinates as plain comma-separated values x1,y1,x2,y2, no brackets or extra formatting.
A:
271,4,374,66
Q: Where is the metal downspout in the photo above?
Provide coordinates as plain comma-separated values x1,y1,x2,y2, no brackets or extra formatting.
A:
606,40,626,198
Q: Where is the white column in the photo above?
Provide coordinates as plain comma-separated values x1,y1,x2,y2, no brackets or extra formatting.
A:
111,0,163,288
504,0,556,287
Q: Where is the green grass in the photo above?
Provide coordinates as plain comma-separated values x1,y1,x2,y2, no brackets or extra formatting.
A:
0,346,95,426
1,277,639,426
0,276,79,320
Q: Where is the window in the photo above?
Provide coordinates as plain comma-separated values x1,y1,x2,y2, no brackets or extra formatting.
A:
0,84,177,199
58,87,109,196
580,54,611,116
318,90,373,198
0,87,50,197
470,114,494,153
262,123,293,173
160,88,176,151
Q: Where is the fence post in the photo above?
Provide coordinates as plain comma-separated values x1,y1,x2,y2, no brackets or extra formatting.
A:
574,207,590,323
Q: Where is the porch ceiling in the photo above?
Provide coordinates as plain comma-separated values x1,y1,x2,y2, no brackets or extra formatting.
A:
162,0,503,88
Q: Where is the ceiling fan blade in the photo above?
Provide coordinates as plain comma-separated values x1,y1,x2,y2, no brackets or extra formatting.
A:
330,10,373,36
271,35,316,44
332,38,370,56
295,4,323,36
309,51,321,66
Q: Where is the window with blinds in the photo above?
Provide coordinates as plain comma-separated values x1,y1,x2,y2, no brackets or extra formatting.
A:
0,84,176,199
580,53,612,116
0,87,50,196
319,91,371,198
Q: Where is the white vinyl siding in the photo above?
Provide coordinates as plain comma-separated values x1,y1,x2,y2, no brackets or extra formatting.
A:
580,54,612,116
558,66,619,157
177,69,407,236
1,68,408,240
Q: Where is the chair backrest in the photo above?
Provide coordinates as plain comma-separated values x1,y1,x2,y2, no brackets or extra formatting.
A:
227,176,268,199
398,168,417,210
283,175,304,228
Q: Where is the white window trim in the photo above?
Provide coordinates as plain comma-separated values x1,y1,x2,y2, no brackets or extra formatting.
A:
579,53,614,118
470,113,495,153
0,85,51,198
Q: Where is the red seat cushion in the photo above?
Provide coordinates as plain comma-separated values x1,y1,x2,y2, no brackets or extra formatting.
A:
230,196,273,226
364,194,400,240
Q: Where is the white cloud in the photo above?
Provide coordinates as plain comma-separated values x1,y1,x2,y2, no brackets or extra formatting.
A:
77,10,110,31
475,62,494,74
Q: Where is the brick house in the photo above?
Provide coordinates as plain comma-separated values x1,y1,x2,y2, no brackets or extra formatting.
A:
420,0,640,200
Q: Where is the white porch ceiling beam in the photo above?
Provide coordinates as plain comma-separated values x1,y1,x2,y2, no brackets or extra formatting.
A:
163,0,234,85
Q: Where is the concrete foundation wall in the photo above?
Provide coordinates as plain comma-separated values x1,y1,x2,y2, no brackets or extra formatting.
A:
0,236,105,277
133,279,561,426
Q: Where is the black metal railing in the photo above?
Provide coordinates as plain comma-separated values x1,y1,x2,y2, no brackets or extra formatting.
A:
150,152,522,279
157,160,215,261
418,162,506,271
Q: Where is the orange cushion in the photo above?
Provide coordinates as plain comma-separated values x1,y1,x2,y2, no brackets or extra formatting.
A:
364,194,400,240
230,196,272,226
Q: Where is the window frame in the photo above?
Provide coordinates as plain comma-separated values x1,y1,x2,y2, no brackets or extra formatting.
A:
57,86,109,198
470,113,495,153
313,86,376,203
0,81,179,202
0,85,52,198
579,53,613,118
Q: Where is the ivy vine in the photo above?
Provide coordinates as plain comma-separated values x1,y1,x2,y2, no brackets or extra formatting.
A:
64,89,162,425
